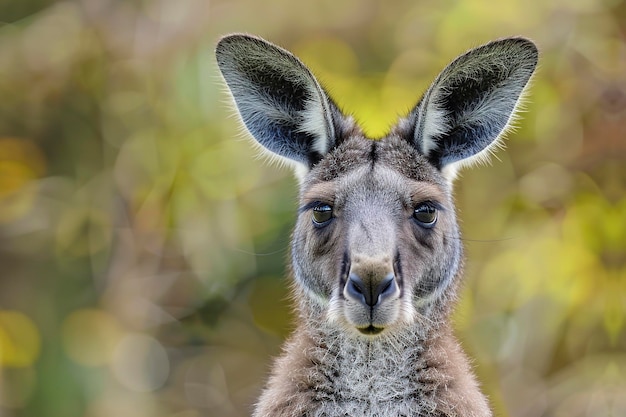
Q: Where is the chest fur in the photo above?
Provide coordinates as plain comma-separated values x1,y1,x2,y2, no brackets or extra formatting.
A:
256,327,469,417
303,334,441,415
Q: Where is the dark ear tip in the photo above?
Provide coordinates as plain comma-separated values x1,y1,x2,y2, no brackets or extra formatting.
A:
501,37,539,62
513,37,539,54
505,36,537,46
215,34,270,70
216,33,256,59
216,33,268,50
215,35,234,60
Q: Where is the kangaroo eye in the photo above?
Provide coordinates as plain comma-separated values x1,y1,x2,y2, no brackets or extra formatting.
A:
312,204,333,225
413,203,437,227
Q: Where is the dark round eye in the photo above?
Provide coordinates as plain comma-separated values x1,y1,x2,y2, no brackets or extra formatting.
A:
312,204,333,225
413,203,437,227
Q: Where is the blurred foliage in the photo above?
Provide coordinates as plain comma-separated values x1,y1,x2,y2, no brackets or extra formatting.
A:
0,0,625,416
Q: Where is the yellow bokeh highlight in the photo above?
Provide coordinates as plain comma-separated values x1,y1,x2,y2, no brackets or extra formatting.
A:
479,235,599,313
294,37,393,137
0,137,46,224
0,138,46,195
61,309,123,367
295,36,359,77
0,311,41,367
562,193,625,254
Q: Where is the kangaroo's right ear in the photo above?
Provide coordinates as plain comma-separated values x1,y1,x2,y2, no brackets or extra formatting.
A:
216,34,342,173
398,38,538,182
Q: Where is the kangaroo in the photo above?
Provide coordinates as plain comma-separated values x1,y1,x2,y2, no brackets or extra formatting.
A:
216,34,537,417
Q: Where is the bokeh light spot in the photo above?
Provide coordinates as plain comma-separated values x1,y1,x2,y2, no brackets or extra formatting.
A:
61,309,123,367
111,333,170,392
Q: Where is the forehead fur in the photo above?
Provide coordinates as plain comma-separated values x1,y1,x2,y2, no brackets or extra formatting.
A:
305,134,448,189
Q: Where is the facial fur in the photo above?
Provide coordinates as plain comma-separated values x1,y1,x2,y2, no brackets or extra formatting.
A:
292,135,463,337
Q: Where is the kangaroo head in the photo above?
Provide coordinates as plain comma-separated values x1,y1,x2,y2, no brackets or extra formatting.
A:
216,34,537,337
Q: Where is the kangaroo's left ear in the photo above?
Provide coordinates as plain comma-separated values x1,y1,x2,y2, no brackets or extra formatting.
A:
216,34,344,176
398,38,538,181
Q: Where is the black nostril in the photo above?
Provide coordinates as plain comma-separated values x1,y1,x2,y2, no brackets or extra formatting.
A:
345,273,398,307
375,273,398,305
346,274,367,306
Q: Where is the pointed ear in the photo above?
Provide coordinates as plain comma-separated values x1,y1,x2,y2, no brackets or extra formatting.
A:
216,34,342,174
400,38,538,181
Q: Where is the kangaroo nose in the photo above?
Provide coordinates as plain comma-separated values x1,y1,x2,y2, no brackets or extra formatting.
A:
345,273,398,307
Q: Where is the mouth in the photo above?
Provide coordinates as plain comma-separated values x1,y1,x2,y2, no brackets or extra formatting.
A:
357,325,384,336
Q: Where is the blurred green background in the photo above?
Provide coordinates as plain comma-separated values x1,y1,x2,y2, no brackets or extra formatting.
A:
0,0,625,416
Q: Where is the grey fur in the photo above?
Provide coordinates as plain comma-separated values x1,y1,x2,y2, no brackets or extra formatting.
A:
216,34,537,416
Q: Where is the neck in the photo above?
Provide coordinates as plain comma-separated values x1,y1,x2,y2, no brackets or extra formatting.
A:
254,290,491,417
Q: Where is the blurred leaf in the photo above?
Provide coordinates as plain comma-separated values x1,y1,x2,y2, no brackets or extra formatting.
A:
0,311,40,367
